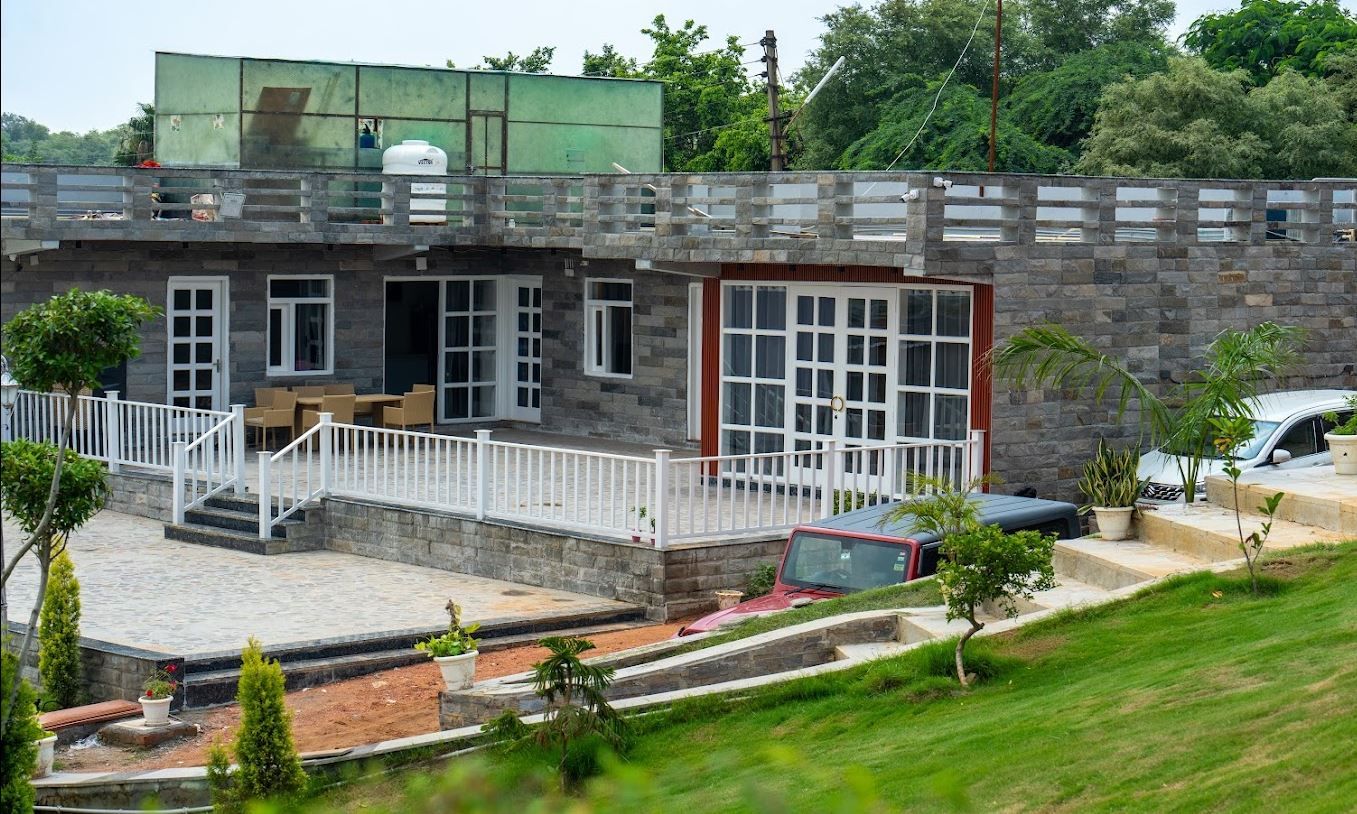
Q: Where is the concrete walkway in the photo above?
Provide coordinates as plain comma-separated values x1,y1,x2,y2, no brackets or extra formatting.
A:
4,510,632,657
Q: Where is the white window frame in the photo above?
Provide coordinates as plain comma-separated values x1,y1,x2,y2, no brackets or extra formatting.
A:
266,274,335,377
584,278,634,379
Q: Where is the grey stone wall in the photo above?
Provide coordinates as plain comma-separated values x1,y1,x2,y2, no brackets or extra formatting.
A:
320,498,785,621
7,623,185,709
103,470,176,521
0,243,691,448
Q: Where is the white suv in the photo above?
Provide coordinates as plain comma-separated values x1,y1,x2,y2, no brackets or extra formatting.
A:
1137,389,1357,504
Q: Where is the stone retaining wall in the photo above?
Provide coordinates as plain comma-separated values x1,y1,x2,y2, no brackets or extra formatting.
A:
103,469,176,520
320,498,786,621
6,622,185,709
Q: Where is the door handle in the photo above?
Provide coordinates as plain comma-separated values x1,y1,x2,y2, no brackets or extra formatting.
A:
213,359,221,372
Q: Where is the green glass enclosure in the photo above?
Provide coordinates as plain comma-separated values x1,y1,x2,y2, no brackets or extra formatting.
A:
154,53,662,174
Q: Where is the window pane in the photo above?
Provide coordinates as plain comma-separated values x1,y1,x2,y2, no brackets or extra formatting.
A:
817,333,834,363
472,315,496,346
754,432,783,454
901,340,930,387
754,383,784,427
174,343,190,364
903,290,932,334
448,316,469,347
817,297,835,327
935,395,968,440
725,285,753,328
293,303,327,371
868,409,886,440
755,287,786,330
847,372,863,401
474,279,496,311
847,298,866,328
795,403,812,432
723,382,751,425
268,310,282,367
937,292,970,337
472,350,494,381
723,429,750,456
846,408,862,437
724,334,752,377
796,368,812,397
755,336,785,379
870,299,888,330
590,281,631,302
174,289,191,310
608,306,632,375
936,343,969,390
270,278,329,299
196,289,213,309
447,281,470,312
847,335,864,365
898,391,929,438
472,385,495,417
796,332,813,362
868,373,886,403
816,369,833,398
869,336,887,366
446,351,469,383
797,295,814,325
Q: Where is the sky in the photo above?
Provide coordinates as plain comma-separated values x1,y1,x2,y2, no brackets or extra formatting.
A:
1,0,1345,133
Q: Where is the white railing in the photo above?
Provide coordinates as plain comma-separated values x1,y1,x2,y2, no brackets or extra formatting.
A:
329,422,480,513
257,416,329,538
12,389,239,475
172,407,245,523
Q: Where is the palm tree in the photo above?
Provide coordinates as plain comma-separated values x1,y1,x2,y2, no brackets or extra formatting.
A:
989,322,1304,503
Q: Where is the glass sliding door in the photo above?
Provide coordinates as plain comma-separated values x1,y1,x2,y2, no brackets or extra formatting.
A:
439,278,497,422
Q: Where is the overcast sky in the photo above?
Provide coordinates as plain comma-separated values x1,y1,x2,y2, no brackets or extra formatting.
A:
3,0,1341,133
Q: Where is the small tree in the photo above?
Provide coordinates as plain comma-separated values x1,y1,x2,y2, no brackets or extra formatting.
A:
1,289,158,735
1,648,43,814
1211,415,1285,595
531,636,627,789
937,525,1057,687
38,549,84,709
882,473,997,548
231,638,307,803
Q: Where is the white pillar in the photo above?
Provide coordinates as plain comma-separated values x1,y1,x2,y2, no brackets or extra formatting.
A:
653,449,670,549
475,429,492,521
231,404,246,495
968,429,986,484
257,451,272,539
319,412,333,498
104,391,121,474
171,441,186,525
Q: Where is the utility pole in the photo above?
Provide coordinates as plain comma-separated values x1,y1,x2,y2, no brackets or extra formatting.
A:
988,0,1002,173
761,29,787,172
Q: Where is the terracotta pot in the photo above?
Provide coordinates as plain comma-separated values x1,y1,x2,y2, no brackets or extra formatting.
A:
32,734,56,778
139,695,172,727
1093,506,1135,541
1326,433,1357,475
433,650,478,691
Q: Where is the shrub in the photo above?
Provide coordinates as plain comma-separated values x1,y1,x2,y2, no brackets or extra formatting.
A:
213,638,307,807
1,648,44,814
1077,441,1144,511
531,636,628,789
414,601,480,658
206,741,239,814
745,563,777,598
37,549,84,710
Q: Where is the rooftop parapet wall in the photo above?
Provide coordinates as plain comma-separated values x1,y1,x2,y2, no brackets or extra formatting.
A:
2,165,1353,267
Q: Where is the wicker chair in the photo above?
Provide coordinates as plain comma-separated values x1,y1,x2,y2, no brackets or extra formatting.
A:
244,390,297,448
301,394,356,430
382,389,435,432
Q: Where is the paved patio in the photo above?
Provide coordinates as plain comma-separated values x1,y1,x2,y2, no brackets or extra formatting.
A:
3,510,633,657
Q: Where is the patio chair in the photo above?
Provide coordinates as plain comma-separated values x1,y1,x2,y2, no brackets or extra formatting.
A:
323,383,355,395
301,394,356,430
382,389,435,432
254,387,286,408
291,385,326,397
244,390,297,448
412,383,435,393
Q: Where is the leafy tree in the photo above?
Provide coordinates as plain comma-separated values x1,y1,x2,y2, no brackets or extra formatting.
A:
1211,416,1285,596
531,636,627,789
1,649,44,814
1007,40,1172,150
582,44,638,78
937,525,1056,686
1025,0,1175,62
1323,51,1357,118
0,289,158,735
482,46,555,73
1185,0,1357,84
210,638,308,808
112,102,155,166
0,112,124,165
840,80,1071,172
38,550,84,709
1078,57,1357,177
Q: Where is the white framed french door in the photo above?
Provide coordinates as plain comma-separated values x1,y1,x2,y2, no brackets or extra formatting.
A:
509,279,543,422
166,277,229,411
719,281,972,483
430,275,543,424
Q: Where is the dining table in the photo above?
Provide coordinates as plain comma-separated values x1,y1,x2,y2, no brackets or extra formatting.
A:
293,393,405,432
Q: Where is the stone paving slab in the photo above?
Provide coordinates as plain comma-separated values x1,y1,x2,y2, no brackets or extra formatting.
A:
4,510,632,657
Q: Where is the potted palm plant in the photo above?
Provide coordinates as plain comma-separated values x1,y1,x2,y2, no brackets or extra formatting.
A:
1077,442,1144,541
1323,395,1357,475
416,600,480,691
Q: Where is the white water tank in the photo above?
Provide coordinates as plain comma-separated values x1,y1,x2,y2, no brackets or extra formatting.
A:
382,140,447,224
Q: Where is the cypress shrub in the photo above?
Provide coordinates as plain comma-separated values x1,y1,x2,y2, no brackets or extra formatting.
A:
38,549,84,709
232,637,307,802
1,648,45,814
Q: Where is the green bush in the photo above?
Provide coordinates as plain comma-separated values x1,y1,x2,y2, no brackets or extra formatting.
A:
38,549,84,710
209,638,307,809
744,563,777,598
1,648,44,814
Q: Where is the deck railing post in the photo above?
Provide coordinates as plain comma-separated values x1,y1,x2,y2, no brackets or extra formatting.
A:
104,391,121,474
475,429,492,520
171,441,186,525
823,439,839,513
653,449,671,549
257,451,272,538
230,404,246,494
967,429,986,484
319,412,333,498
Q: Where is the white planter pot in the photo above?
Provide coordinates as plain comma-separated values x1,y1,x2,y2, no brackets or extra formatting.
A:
1326,433,1357,476
433,650,478,691
1093,506,1135,541
32,734,56,778
715,590,744,610
139,695,172,727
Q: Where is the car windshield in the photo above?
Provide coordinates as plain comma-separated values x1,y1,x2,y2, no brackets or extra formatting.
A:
780,532,910,593
1161,420,1280,460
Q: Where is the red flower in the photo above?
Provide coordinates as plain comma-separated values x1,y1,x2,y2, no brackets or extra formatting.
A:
166,664,177,673
145,690,153,697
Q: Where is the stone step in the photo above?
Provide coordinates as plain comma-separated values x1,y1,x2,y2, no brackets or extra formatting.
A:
1139,504,1347,563
186,648,428,707
1206,470,1357,536
833,641,915,662
163,522,320,556
185,505,284,537
1053,537,1207,591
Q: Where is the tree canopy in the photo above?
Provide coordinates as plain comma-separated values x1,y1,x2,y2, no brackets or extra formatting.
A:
1184,0,1357,84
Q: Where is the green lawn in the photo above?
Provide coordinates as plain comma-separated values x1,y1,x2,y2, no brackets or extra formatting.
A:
312,543,1357,813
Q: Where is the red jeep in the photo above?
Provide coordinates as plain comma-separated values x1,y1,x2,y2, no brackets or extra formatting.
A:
679,493,1079,636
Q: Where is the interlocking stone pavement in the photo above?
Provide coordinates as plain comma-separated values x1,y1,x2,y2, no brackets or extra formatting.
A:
4,509,632,657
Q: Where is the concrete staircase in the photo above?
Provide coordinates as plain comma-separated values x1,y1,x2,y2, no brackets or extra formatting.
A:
163,493,322,556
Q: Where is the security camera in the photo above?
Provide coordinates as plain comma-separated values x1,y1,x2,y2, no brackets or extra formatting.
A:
900,190,920,202
932,176,953,190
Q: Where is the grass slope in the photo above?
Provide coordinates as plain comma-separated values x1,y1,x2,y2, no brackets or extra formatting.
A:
317,543,1357,813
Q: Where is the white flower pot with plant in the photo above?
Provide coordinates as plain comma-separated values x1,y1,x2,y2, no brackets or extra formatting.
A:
139,664,179,727
32,732,57,778
1078,442,1144,541
416,600,481,691
1323,396,1357,475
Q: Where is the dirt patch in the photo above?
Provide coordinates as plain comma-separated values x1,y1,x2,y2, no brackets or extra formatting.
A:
56,623,683,773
